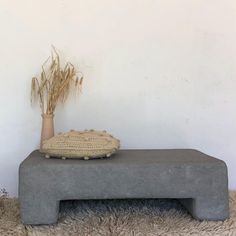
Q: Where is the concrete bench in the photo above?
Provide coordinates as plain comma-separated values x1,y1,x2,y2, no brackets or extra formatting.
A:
19,149,229,225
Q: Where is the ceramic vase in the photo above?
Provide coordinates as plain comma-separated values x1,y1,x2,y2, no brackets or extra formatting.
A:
40,114,54,151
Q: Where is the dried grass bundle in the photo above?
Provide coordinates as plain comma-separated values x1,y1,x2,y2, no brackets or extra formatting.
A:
31,47,83,115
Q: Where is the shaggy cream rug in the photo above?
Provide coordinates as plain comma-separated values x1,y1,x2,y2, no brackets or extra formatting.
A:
0,192,236,236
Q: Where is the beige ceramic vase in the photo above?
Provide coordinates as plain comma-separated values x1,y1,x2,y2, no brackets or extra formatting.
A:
40,114,54,151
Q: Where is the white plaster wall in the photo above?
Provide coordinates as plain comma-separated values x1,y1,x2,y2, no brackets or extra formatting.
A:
0,0,235,196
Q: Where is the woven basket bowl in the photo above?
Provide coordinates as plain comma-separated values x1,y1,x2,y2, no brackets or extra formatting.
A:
41,130,120,160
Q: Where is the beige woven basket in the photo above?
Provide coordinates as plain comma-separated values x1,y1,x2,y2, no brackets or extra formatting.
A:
41,130,120,160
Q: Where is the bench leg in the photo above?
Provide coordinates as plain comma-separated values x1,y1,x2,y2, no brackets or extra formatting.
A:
20,198,60,225
180,195,229,221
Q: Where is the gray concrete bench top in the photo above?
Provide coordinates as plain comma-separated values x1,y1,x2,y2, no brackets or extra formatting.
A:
19,149,229,224
22,149,225,165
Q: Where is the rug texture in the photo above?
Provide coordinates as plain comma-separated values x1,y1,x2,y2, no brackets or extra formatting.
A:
0,192,236,236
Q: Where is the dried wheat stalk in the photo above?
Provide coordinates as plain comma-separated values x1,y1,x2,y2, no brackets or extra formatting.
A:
31,47,83,115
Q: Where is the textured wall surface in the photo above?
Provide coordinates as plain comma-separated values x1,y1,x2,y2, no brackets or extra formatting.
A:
0,0,235,196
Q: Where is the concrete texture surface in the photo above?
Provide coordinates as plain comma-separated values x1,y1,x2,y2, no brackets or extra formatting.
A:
19,149,229,224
